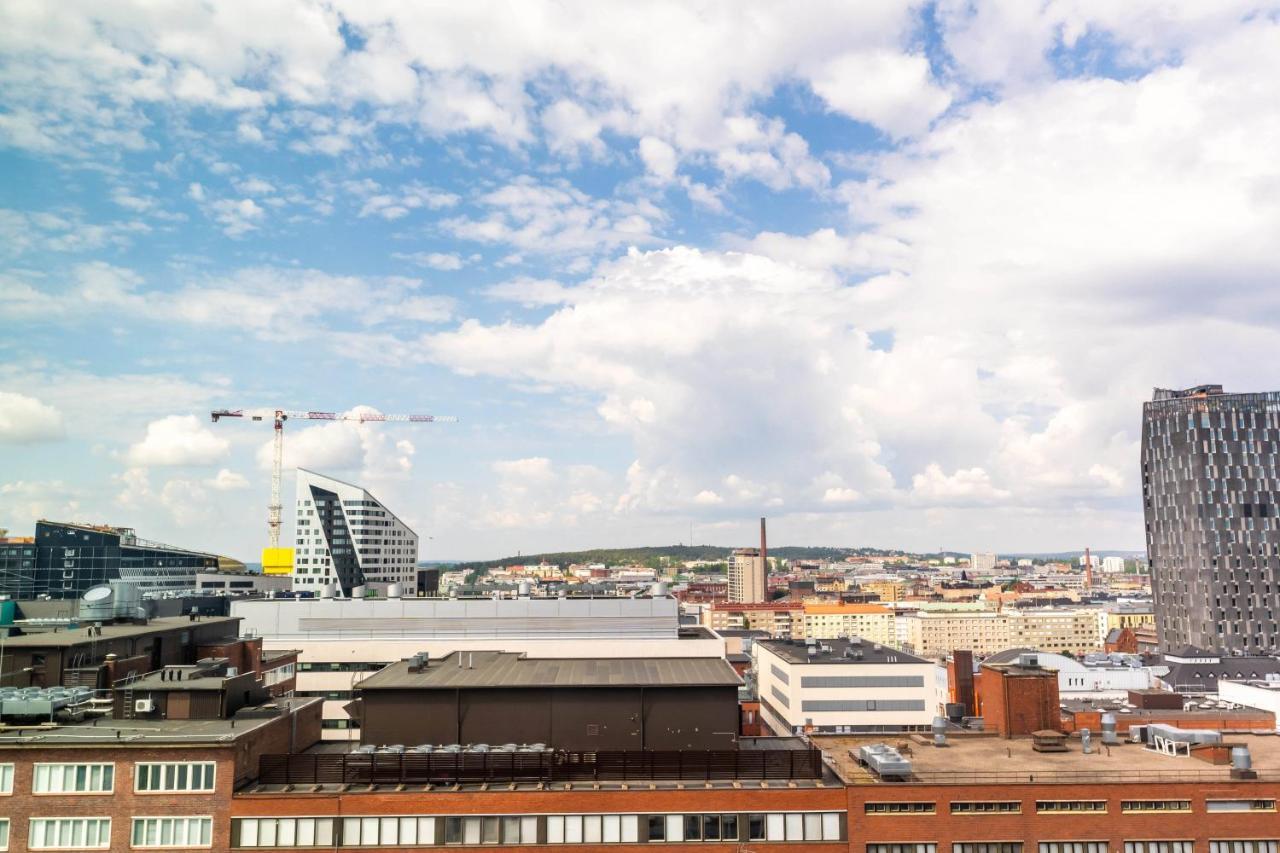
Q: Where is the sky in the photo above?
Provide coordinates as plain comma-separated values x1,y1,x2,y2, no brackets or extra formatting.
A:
3,2,1280,562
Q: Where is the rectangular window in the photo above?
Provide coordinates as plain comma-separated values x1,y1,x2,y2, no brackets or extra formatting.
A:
1207,801,1276,813
0,818,8,852
135,762,216,793
233,817,337,847
1210,843,1279,853
0,764,11,794
951,802,1022,814
1124,843,1194,853
1036,801,1108,813
954,845,1022,853
748,814,765,841
867,802,936,814
869,846,938,853
28,818,112,850
130,817,212,849
33,763,114,794
1121,801,1192,813
1040,844,1107,853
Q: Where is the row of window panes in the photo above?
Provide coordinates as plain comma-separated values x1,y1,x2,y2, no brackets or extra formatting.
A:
232,812,843,848
28,818,112,850
131,817,213,848
20,762,215,795
952,802,1021,814
32,764,113,794
135,763,216,792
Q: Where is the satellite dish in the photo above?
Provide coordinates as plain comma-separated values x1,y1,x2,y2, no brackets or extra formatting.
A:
83,586,112,602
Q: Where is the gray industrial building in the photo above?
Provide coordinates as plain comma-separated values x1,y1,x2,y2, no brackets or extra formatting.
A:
1142,385,1280,651
349,651,742,751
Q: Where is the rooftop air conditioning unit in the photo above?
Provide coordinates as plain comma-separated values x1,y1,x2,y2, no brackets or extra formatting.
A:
134,698,155,713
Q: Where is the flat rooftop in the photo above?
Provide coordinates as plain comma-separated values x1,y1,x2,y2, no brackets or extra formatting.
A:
356,651,742,690
814,731,1280,785
0,698,320,747
2,615,241,648
758,638,929,666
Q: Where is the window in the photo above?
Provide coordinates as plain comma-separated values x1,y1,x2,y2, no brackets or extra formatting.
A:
867,802,936,814
28,818,111,850
869,846,937,853
951,802,1022,814
0,818,8,852
233,817,339,848
1210,844,1278,853
33,763,114,794
1122,801,1191,813
1036,801,1108,813
131,818,212,849
1125,843,1194,853
954,845,1022,853
1207,801,1276,813
1040,844,1107,853
0,764,11,794
135,762,216,793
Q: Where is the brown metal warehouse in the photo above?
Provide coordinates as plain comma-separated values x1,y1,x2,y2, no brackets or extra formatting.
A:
348,651,742,750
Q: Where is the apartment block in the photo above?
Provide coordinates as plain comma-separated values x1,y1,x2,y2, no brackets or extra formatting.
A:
904,609,1107,658
802,602,897,646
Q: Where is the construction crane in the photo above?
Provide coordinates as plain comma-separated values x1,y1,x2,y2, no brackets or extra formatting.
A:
209,409,457,556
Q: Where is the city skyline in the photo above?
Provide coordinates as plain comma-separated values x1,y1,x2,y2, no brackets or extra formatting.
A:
6,4,1280,561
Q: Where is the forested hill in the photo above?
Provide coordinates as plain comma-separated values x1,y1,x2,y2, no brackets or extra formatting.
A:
453,545,917,572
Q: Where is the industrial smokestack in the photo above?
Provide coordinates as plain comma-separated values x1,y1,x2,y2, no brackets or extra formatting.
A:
760,517,767,569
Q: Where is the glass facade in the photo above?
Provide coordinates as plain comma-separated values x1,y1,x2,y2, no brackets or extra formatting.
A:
0,522,217,599
1142,386,1280,651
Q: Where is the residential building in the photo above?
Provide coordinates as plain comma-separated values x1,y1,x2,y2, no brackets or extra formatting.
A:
0,520,220,599
1142,385,1280,652
802,602,897,646
903,609,1106,658
1102,555,1128,573
859,579,906,602
754,638,940,734
701,601,803,638
969,552,998,572
728,548,766,603
1107,603,1157,630
291,468,419,596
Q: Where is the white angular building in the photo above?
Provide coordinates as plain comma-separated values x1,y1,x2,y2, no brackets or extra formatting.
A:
292,469,418,596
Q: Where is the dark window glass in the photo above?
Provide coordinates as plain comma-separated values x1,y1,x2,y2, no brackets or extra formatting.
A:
684,816,700,840
748,814,765,841
647,816,665,841
702,815,721,841
721,815,738,841
444,817,462,844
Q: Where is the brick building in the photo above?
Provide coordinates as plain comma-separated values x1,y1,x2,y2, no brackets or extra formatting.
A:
975,653,1061,737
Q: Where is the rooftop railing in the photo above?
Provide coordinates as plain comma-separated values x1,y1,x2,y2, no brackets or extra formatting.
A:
258,748,823,786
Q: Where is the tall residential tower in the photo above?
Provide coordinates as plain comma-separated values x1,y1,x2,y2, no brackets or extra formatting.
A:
292,469,418,596
1142,385,1280,652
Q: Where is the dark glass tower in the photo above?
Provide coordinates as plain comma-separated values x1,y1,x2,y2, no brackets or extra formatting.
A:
1142,385,1280,652
0,521,219,599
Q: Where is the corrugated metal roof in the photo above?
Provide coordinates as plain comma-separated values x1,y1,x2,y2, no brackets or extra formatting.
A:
357,652,742,690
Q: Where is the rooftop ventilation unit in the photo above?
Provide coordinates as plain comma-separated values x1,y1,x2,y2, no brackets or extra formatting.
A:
857,743,913,779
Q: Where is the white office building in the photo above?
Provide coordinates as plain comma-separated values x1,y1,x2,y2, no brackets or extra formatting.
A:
292,468,418,597
753,637,942,735
969,552,998,572
980,648,1155,698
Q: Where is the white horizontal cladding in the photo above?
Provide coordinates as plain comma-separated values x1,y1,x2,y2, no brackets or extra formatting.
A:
234,597,681,640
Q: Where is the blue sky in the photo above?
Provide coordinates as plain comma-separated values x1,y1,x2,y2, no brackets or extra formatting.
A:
3,2,1280,561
